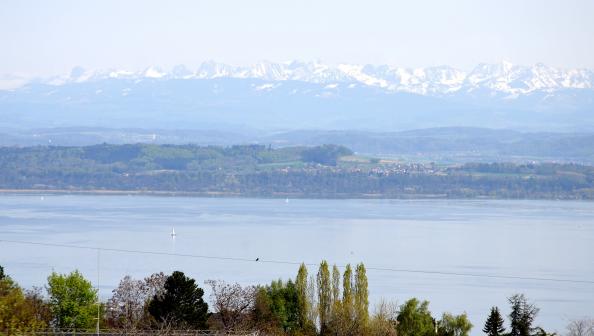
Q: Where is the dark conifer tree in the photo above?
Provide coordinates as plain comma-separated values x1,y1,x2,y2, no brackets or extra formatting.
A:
483,307,506,336
148,271,209,329
508,294,539,336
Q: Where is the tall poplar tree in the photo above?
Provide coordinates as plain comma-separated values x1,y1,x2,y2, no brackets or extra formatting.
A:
296,263,310,329
331,265,341,311
342,264,354,320
307,275,318,326
483,307,506,336
330,265,342,333
317,261,331,334
354,263,369,331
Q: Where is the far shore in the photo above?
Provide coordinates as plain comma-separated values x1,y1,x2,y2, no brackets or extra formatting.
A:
0,188,590,201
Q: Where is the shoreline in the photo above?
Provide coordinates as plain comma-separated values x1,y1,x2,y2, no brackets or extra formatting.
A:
0,188,591,201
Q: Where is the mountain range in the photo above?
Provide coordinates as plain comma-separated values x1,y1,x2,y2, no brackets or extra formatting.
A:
9,60,593,95
1,61,593,131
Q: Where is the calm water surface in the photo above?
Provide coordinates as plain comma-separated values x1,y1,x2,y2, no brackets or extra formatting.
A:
1,195,593,334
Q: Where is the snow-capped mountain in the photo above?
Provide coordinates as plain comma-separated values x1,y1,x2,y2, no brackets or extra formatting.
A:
6,61,592,96
1,61,593,132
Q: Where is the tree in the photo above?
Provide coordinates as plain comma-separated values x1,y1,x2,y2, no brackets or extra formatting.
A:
0,265,5,280
46,270,98,329
307,275,318,330
397,298,436,336
205,279,256,332
328,264,350,336
106,272,167,329
106,275,144,329
295,263,315,332
106,273,167,329
566,319,594,336
483,307,506,336
354,263,369,332
143,272,168,300
369,300,399,336
252,287,277,334
317,260,331,334
0,276,27,332
252,279,303,334
342,264,354,321
508,294,539,336
0,276,50,333
438,312,473,336
329,263,356,335
331,265,341,318
148,271,208,329
23,287,51,327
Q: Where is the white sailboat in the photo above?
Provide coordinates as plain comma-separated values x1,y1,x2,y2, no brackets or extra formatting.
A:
170,227,176,238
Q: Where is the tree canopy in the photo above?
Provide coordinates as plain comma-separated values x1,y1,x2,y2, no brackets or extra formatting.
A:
147,271,209,329
437,312,472,336
396,298,436,336
46,270,98,329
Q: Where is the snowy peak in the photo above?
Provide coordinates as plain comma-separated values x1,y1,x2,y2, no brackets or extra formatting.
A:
196,61,238,79
464,61,593,94
143,66,166,79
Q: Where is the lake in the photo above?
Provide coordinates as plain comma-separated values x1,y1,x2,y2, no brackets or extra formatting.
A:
1,195,593,334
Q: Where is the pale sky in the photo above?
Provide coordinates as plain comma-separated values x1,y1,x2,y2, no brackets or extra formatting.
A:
2,0,594,77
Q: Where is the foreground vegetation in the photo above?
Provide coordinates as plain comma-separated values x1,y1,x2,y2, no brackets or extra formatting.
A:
1,264,589,336
1,144,593,199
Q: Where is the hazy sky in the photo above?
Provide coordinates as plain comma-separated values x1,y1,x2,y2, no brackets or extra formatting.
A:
2,0,594,76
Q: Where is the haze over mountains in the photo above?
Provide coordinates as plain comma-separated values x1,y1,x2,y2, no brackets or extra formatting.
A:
1,61,593,131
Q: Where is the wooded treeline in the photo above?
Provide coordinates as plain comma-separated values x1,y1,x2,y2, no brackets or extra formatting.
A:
1,144,593,199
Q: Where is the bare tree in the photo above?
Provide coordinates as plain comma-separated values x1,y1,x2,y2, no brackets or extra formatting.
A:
24,286,52,326
106,272,167,329
567,319,594,336
369,299,399,336
107,275,145,329
206,279,257,332
143,271,167,299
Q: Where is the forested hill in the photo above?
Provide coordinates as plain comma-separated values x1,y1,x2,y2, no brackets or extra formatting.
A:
3,127,594,164
1,143,593,199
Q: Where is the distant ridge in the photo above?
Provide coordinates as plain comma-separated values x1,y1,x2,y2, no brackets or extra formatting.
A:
1,61,593,132
1,127,593,164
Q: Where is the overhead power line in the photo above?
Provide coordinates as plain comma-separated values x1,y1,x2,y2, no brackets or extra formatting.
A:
1,239,592,285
